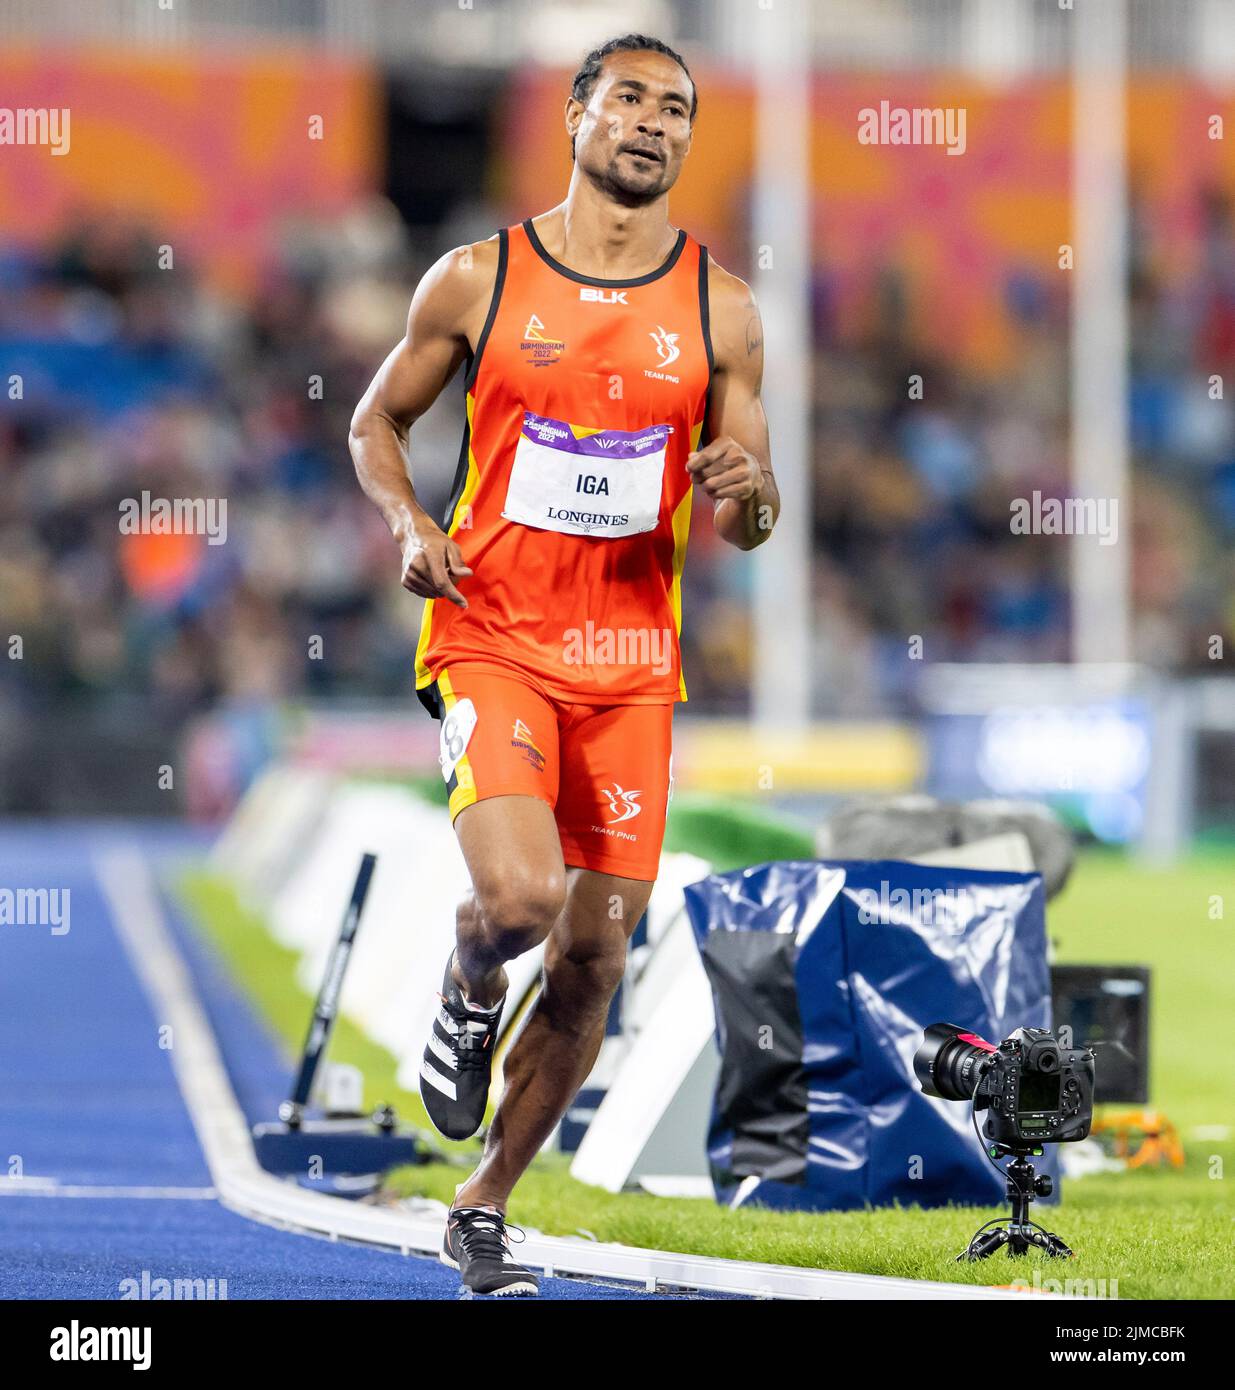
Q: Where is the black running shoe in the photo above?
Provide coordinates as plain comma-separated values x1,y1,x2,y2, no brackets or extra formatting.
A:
419,953,503,1141
442,1206,539,1297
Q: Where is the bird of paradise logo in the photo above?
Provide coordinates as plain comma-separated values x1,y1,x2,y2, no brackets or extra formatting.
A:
601,785,642,823
648,325,680,367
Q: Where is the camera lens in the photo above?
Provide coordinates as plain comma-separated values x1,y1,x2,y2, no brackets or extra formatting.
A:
914,1023,996,1101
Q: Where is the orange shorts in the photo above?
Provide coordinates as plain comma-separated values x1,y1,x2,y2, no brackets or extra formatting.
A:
419,662,673,881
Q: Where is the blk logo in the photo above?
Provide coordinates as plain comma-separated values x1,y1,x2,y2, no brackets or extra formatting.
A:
580,287,628,304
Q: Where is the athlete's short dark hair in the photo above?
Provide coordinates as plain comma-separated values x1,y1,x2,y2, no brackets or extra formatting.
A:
569,33,697,159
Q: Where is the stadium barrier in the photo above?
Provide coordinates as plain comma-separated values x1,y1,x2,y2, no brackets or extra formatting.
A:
209,769,1059,1205
208,767,767,1126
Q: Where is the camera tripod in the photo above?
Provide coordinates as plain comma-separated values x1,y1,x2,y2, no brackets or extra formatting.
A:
957,1146,1075,1261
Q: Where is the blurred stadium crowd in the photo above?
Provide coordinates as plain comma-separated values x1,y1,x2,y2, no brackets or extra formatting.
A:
804,185,1235,713
2,185,1234,759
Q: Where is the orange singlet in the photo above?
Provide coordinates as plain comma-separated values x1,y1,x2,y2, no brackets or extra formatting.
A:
415,219,713,879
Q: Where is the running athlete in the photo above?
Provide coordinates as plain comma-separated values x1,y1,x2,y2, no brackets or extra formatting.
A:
349,33,778,1296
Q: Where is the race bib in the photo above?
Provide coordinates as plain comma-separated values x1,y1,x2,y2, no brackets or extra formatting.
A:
502,412,671,539
439,698,477,783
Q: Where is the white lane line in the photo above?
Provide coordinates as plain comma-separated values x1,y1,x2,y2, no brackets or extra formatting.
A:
0,1183,217,1199
95,845,272,1190
93,843,1034,1300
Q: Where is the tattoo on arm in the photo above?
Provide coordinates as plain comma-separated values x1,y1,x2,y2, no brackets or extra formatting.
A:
745,312,763,357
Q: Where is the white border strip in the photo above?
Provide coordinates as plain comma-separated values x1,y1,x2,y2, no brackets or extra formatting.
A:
0,1184,217,1199
95,844,1035,1301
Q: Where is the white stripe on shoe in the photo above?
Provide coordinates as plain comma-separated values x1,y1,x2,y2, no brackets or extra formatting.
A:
419,1057,457,1101
427,1030,458,1071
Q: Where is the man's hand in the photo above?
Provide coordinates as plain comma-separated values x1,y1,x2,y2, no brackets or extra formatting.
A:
399,521,473,608
685,437,764,501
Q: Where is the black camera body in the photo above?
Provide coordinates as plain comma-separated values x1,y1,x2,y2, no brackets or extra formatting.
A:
915,1022,1095,1148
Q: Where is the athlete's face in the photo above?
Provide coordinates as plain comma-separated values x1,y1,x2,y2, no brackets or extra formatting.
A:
567,51,694,205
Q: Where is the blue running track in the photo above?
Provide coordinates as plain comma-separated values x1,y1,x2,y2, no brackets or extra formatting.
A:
0,822,697,1300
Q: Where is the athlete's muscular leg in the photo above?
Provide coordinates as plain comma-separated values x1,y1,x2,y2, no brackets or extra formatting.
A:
451,795,567,1010
454,867,654,1212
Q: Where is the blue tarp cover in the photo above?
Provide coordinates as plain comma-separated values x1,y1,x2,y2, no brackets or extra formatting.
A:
684,859,1056,1211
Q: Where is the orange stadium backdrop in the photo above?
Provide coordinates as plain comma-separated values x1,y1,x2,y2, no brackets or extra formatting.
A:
0,46,381,293
3,50,1231,368
499,70,1235,375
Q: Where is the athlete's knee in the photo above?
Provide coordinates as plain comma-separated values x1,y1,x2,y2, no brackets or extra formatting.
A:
475,869,566,958
545,934,627,1006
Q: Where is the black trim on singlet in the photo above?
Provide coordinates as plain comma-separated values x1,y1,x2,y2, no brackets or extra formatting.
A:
697,244,715,449
438,418,472,533
698,244,715,379
439,230,508,537
522,217,687,288
464,227,508,391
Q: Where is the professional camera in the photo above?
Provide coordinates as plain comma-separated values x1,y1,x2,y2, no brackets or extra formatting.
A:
914,1023,1097,1260
914,1022,1095,1147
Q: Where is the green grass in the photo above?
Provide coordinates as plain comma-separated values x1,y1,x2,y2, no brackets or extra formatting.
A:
176,838,1235,1299
178,871,438,1135
174,791,812,1141
1047,846,1234,1135
383,1146,1234,1300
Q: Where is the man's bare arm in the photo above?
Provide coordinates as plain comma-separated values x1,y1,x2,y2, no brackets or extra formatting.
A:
685,260,778,551
348,240,498,607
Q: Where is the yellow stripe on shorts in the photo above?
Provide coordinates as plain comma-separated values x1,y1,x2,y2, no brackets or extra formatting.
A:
437,668,478,820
